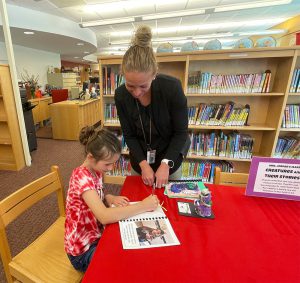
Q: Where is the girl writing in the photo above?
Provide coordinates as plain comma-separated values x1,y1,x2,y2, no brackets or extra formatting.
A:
64,125,158,272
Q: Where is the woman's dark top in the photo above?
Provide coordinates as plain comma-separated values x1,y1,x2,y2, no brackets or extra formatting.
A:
115,74,189,174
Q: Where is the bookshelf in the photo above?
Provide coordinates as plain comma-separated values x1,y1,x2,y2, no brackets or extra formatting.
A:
98,47,300,184
0,65,25,170
47,73,78,91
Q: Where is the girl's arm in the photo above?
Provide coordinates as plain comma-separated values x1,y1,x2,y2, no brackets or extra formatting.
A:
105,194,129,207
82,190,158,225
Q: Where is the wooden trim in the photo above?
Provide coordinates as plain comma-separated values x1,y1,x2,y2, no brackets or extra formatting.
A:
104,174,126,185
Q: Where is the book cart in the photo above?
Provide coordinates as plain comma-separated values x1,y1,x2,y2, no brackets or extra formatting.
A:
98,47,300,184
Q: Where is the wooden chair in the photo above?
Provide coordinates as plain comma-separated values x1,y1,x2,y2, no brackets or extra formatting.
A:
0,166,83,283
214,167,249,187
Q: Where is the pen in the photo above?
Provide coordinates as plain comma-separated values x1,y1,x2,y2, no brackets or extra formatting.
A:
152,181,155,195
160,201,167,212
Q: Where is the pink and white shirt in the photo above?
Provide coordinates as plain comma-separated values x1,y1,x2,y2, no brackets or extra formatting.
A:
64,166,104,256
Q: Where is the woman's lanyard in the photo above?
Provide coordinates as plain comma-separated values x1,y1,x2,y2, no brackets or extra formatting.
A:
135,99,151,150
135,100,156,164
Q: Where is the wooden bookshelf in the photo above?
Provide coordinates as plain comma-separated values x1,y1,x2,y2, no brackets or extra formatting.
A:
99,47,300,184
0,65,25,170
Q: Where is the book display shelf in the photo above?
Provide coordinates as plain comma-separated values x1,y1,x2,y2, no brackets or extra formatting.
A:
0,65,25,170
98,47,300,184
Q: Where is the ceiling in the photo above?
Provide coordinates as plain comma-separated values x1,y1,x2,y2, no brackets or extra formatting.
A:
3,0,300,61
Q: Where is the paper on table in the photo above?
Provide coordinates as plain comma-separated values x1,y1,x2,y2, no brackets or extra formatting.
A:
119,202,180,249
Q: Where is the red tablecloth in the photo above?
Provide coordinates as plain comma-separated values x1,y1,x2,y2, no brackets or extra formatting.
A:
83,176,300,283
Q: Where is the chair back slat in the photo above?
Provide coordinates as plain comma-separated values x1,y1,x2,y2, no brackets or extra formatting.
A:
0,169,64,227
0,172,57,214
214,167,249,187
1,181,61,227
220,172,249,185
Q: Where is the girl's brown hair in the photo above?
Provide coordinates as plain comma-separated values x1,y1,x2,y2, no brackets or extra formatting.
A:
121,25,157,75
79,125,121,161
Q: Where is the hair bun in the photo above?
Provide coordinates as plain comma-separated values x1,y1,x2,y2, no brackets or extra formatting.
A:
131,25,152,48
79,125,95,145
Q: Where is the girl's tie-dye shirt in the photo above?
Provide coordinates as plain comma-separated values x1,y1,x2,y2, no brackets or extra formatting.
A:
64,166,104,256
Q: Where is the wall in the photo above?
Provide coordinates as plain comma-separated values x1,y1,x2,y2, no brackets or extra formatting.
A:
0,42,61,89
271,15,300,46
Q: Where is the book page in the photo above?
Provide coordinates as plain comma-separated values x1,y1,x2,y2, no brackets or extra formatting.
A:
119,202,180,249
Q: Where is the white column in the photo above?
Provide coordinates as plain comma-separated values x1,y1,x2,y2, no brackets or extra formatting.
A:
0,0,31,166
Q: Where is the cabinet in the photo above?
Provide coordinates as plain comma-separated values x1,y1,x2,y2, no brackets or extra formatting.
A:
47,73,78,91
29,97,52,125
99,47,300,184
50,98,101,140
0,65,25,170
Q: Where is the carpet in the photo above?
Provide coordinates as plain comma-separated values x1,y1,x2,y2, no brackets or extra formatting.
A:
36,126,53,139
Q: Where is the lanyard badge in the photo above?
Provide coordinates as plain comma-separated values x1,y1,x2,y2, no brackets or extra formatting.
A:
147,149,156,164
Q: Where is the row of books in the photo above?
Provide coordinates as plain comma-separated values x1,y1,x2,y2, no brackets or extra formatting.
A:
289,68,300,93
187,70,271,94
188,131,254,159
104,103,119,123
181,160,234,183
107,156,234,183
102,67,125,95
188,102,250,126
274,137,300,159
115,130,253,159
282,104,300,128
106,156,132,177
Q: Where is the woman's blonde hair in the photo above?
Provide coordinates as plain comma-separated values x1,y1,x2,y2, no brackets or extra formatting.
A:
121,25,157,75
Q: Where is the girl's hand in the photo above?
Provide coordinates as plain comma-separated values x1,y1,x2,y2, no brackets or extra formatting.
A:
106,195,129,207
141,194,159,211
155,163,169,188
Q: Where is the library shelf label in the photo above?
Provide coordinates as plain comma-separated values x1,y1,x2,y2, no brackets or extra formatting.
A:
246,156,300,201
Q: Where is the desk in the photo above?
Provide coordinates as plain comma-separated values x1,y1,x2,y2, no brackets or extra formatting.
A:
50,99,101,140
83,176,300,283
29,97,52,126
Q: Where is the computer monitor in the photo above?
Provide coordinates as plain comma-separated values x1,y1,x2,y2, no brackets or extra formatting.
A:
90,77,99,84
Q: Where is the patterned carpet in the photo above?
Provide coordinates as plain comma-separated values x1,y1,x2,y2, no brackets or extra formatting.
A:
35,125,53,139
0,138,121,283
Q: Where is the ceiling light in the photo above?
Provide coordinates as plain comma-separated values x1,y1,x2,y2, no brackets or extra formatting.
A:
80,8,205,28
80,17,135,27
83,51,89,54
84,0,183,13
215,0,292,12
77,42,84,46
142,9,205,21
239,29,287,36
24,31,34,35
74,56,79,59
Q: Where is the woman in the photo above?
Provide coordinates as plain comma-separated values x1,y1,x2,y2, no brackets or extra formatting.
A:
115,25,189,189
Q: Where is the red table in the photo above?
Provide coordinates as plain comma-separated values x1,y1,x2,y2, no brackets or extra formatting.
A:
83,176,300,283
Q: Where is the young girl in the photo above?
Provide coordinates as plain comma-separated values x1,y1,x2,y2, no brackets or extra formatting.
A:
64,125,158,272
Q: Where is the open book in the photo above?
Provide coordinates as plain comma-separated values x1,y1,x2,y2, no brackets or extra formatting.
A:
119,203,180,249
164,179,206,199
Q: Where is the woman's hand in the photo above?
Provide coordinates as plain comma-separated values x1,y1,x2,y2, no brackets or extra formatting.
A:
139,160,155,186
155,163,169,188
141,194,159,211
105,194,129,207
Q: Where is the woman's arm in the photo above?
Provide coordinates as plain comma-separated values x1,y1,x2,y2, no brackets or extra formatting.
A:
82,190,158,225
164,79,189,162
115,90,146,164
